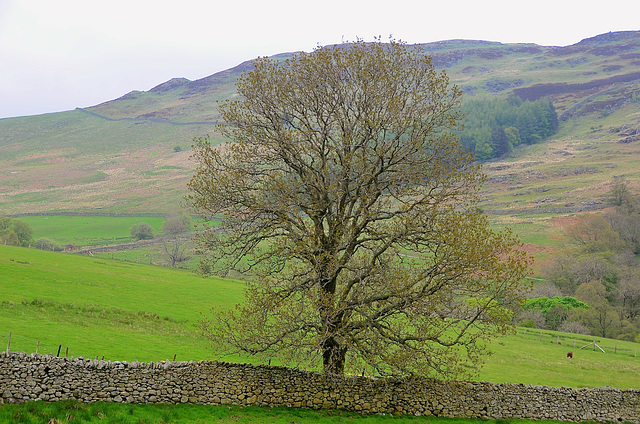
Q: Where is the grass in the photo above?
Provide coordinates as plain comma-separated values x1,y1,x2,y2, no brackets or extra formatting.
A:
2,244,640,388
0,401,582,424
19,215,169,247
0,245,245,363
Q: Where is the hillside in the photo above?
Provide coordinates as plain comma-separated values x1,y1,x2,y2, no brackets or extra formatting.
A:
1,31,640,216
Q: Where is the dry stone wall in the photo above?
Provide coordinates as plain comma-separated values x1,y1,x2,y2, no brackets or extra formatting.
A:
1,351,639,423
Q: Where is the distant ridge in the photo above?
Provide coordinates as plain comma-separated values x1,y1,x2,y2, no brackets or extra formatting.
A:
75,107,217,125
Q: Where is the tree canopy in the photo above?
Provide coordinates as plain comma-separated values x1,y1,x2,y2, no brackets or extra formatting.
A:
188,40,530,378
0,217,33,247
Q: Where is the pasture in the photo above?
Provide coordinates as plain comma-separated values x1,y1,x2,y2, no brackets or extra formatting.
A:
0,401,579,424
18,215,170,247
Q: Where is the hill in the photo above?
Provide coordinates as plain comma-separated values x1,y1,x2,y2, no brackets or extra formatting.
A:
1,31,640,216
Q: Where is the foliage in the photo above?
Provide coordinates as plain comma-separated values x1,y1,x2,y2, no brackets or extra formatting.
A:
0,217,33,247
458,97,558,160
522,296,589,330
36,237,63,251
543,188,640,340
189,40,531,377
163,214,191,236
523,296,589,314
130,222,154,240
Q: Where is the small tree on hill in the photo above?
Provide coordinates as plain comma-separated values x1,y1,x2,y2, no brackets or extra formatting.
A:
162,215,191,267
188,40,530,378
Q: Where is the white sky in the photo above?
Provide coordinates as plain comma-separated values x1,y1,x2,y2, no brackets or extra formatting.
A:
0,0,638,119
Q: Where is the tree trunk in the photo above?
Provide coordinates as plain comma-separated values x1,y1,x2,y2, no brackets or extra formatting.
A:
322,336,347,375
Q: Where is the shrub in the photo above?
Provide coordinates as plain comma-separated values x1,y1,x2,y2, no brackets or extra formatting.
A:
36,238,63,251
130,222,154,240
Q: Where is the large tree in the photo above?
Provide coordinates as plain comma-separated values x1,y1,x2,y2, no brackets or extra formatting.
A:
188,40,530,377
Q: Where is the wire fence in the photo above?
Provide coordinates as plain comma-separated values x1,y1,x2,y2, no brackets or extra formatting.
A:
4,328,639,364
516,327,640,358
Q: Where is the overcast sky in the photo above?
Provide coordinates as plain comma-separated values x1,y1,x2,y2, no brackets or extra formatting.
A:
1,0,638,119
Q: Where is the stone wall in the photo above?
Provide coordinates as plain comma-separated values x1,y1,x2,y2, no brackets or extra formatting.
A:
1,352,639,423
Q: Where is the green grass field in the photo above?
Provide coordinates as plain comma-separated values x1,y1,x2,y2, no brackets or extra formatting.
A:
20,215,169,247
0,401,580,424
2,244,640,389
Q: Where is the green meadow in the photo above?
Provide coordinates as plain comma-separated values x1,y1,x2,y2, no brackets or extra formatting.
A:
0,401,579,424
19,215,169,247
2,244,640,389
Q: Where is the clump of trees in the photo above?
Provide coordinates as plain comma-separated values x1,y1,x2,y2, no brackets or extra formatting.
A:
459,97,559,160
0,217,33,247
534,180,640,341
188,40,531,378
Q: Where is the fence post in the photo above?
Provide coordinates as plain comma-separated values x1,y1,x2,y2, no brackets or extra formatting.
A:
6,332,11,354
36,341,40,354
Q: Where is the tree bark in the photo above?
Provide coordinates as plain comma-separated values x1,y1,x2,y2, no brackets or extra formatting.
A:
322,336,347,375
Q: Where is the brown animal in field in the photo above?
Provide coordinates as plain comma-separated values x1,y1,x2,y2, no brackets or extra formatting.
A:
567,351,573,359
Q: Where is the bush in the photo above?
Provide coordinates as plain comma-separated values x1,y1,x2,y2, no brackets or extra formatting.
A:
130,222,154,240
36,238,63,251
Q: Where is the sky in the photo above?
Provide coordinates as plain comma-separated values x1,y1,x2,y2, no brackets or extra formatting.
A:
1,0,638,119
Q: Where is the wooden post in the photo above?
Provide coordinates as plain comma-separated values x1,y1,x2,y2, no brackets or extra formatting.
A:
57,345,62,357
65,347,69,358
36,341,40,354
593,340,596,351
173,354,176,362
6,332,11,354
539,332,542,342
557,335,560,345
573,339,576,348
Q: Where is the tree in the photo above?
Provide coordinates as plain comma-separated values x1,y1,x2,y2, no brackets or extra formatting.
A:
130,222,154,240
162,215,191,267
162,215,190,236
188,40,530,377
575,280,619,338
491,125,510,157
0,217,33,247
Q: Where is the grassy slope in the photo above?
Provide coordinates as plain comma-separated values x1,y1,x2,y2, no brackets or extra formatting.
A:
2,244,640,389
0,245,244,362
